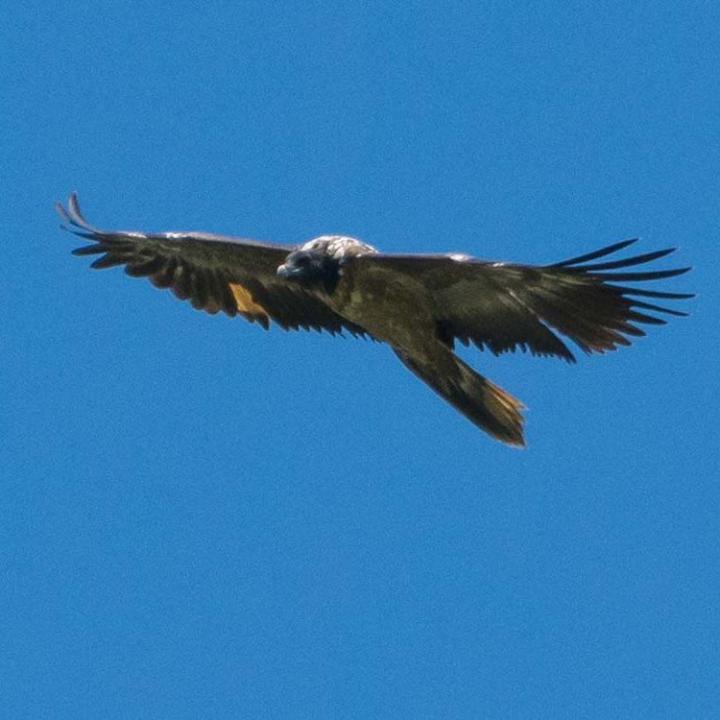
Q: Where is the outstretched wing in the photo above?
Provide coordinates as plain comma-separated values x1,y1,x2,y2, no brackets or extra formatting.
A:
58,193,368,336
358,239,692,361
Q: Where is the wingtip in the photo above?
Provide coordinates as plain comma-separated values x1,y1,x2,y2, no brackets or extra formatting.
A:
54,199,69,219
55,199,73,231
56,191,105,238
68,191,82,219
67,191,86,226
552,237,640,268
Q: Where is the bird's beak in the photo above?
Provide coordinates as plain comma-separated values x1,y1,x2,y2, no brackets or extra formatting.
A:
277,263,302,280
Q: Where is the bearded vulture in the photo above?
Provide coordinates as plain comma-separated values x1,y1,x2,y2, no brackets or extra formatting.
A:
57,193,692,446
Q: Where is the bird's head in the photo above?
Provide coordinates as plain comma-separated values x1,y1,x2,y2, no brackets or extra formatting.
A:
277,249,341,293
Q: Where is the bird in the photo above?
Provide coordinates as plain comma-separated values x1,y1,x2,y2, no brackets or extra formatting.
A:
57,193,692,447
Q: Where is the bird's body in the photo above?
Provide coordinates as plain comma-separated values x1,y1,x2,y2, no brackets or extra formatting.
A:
331,249,436,349
57,194,692,446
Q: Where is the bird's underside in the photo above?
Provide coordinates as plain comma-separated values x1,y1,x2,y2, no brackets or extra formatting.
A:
58,193,692,446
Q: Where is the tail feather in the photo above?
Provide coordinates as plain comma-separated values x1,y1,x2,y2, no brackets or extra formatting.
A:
393,348,526,447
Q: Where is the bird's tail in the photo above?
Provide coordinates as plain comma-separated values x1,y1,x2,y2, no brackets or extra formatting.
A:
393,348,526,447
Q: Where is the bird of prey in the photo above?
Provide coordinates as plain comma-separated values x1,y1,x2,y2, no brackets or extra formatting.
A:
57,193,692,446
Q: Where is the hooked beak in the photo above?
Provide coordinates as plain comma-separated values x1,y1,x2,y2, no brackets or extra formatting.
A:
276,263,295,279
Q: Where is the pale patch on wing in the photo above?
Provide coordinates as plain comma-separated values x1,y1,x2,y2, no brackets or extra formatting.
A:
229,283,270,321
301,235,378,258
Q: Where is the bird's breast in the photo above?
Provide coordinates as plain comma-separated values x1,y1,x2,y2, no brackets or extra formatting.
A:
329,262,436,349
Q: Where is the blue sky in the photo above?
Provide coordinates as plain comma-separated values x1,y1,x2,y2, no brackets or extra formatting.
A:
3,2,719,717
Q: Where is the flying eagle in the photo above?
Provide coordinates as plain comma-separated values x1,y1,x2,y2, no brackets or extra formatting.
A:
57,193,692,446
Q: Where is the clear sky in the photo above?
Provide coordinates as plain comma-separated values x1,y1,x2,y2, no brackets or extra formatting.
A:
3,2,719,718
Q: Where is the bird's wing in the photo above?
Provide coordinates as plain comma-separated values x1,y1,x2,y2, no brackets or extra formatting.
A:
356,239,692,361
58,193,368,336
